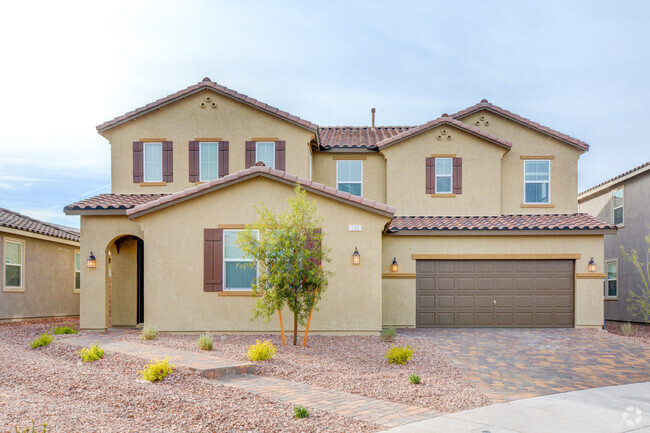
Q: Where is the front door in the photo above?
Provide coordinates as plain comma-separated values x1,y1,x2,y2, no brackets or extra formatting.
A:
136,239,144,324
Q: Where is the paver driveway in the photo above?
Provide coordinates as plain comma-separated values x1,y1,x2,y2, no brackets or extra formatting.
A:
400,328,650,403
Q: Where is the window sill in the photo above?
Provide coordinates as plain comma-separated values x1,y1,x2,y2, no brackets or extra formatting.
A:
615,224,624,229
73,289,81,294
430,194,456,198
217,291,262,297
521,204,554,208
139,182,167,187
3,287,24,293
604,297,618,301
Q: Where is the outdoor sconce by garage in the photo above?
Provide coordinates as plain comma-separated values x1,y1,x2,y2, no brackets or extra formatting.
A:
352,247,360,265
588,257,596,273
391,257,398,273
87,251,97,269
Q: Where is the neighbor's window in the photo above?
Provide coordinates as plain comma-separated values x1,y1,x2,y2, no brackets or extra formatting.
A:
223,230,258,290
200,142,219,181
256,142,275,168
336,160,363,196
524,160,550,204
4,239,23,289
435,158,453,194
74,252,81,291
612,188,624,226
605,260,618,298
143,142,163,182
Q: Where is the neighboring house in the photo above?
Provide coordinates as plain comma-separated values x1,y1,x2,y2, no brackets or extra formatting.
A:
65,78,615,332
579,162,650,322
0,208,80,320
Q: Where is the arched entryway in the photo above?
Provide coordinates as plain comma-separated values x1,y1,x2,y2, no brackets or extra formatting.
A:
106,235,144,327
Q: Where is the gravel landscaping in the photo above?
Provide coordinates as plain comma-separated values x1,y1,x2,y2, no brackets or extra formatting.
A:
0,319,377,433
606,320,650,345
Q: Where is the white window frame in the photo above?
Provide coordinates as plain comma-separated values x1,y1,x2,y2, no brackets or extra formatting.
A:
523,160,551,204
143,141,163,183
336,160,363,196
199,141,219,182
605,259,618,299
4,238,24,292
74,251,81,293
255,141,275,169
612,187,624,227
435,157,453,194
223,229,259,291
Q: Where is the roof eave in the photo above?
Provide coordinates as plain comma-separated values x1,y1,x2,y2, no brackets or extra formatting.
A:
579,164,650,201
386,228,617,236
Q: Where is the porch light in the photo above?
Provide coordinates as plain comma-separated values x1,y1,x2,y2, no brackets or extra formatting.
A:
87,252,97,269
352,247,360,265
588,257,596,273
391,257,398,273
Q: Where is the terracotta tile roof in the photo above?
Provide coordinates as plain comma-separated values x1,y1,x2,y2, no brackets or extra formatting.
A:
64,194,166,212
97,78,318,133
376,116,512,150
387,213,615,233
450,99,589,151
318,126,412,149
579,161,650,197
0,208,80,242
126,166,396,218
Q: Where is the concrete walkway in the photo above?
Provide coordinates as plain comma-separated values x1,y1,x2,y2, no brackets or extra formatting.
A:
381,381,650,433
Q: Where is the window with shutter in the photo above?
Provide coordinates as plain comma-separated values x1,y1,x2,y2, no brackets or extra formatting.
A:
245,141,256,168
275,141,286,171
425,157,435,194
204,228,223,292
189,141,199,181
133,141,144,183
143,142,163,182
162,141,173,182
452,157,462,194
218,141,229,177
223,230,258,290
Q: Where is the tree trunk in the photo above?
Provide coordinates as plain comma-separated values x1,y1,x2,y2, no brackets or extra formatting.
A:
293,310,298,346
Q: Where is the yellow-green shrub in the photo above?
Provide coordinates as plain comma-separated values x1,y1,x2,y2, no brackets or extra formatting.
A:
139,358,175,382
53,325,78,335
141,324,159,340
79,344,104,363
196,333,213,351
385,345,415,365
30,333,54,349
247,340,276,361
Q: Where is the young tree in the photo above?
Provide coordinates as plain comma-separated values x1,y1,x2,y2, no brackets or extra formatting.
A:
622,225,650,323
237,185,332,345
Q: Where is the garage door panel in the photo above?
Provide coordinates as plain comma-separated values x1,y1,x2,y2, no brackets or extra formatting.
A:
457,312,475,326
515,295,533,308
475,313,494,326
514,277,533,290
535,295,553,307
418,312,435,326
457,261,475,273
418,295,435,308
496,312,513,326
476,277,494,290
475,261,496,273
437,277,456,290
437,312,455,326
419,260,436,274
515,312,533,326
457,295,474,308
436,261,454,273
496,277,513,290
495,295,513,307
512,261,534,273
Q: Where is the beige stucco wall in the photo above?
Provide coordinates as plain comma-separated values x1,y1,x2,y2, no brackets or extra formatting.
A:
311,152,387,203
461,111,583,215
0,231,79,320
382,234,605,328
102,89,316,195
382,125,507,216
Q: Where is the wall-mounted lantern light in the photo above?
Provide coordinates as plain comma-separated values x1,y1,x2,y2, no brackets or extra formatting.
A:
87,251,97,269
588,257,596,273
352,247,360,265
391,257,399,273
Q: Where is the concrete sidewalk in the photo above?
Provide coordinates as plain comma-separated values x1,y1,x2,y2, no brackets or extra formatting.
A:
381,381,650,433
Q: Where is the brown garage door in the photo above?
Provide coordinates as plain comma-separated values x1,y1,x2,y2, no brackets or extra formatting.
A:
416,260,574,327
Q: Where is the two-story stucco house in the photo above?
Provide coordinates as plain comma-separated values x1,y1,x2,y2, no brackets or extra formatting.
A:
579,162,650,322
65,78,614,332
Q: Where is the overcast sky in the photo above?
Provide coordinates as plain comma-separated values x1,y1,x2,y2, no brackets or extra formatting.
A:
1,0,648,227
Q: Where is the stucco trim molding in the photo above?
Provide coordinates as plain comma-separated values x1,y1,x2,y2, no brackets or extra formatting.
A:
382,273,416,279
576,273,607,279
411,253,581,260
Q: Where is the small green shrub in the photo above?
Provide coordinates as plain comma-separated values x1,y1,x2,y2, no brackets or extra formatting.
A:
247,340,276,361
197,333,213,351
79,344,104,363
385,345,415,365
139,358,175,382
622,321,635,337
293,405,309,419
53,325,78,335
30,333,54,349
380,326,396,343
14,421,47,433
409,373,421,384
141,324,159,340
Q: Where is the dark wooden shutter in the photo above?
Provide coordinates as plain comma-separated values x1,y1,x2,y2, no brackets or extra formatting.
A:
275,140,286,171
218,141,229,177
426,157,435,194
189,141,199,182
133,142,144,183
245,141,256,168
452,157,462,194
162,141,173,182
204,228,223,292
306,228,322,267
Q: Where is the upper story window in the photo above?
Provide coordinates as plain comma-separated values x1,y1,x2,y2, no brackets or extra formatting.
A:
223,230,258,290
200,142,219,181
524,160,550,204
4,239,23,290
143,142,163,182
605,260,618,298
435,158,453,194
612,187,624,226
74,252,81,292
256,142,275,168
337,160,363,196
